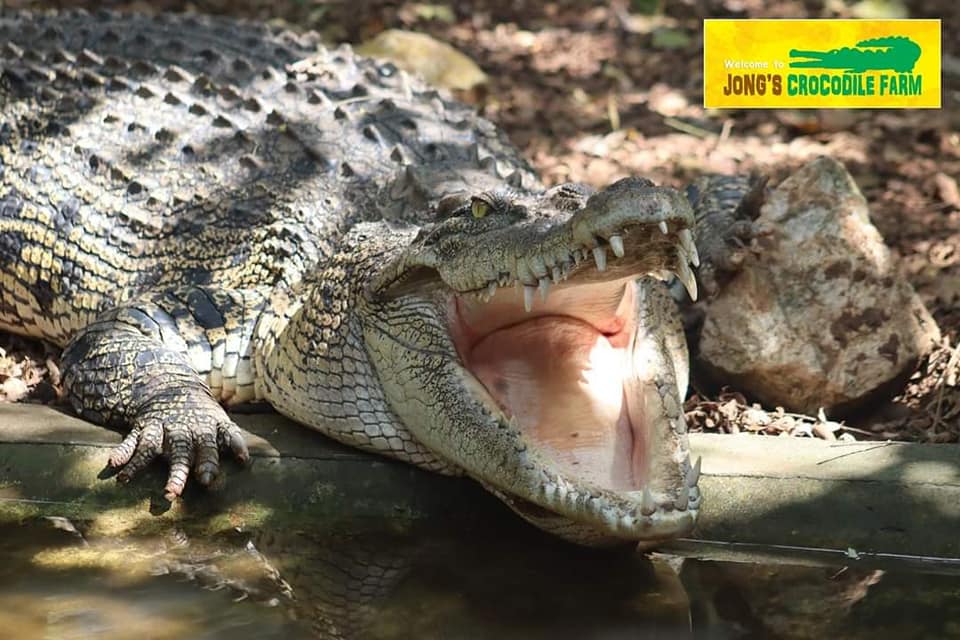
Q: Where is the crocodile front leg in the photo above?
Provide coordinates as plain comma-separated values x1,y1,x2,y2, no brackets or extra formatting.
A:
685,173,769,297
61,289,263,498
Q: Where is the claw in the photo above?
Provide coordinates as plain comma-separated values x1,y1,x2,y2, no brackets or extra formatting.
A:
165,458,192,499
218,421,249,463
110,426,142,467
117,421,164,480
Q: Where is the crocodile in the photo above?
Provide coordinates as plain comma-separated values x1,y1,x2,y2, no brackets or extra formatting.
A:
0,10,754,545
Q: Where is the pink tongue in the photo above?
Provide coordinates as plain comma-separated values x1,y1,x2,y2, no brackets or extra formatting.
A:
467,316,636,491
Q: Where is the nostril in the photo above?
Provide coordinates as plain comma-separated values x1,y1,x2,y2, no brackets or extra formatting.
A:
546,182,595,210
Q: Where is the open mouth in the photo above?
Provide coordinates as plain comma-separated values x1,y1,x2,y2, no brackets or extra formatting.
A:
447,222,701,541
453,279,647,493
371,179,703,542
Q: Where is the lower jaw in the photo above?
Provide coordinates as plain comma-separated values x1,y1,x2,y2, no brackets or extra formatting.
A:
490,484,698,547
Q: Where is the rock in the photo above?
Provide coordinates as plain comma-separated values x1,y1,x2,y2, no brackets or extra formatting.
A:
696,156,941,415
356,30,487,91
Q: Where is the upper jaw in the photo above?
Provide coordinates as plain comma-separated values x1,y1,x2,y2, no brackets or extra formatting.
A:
371,179,699,303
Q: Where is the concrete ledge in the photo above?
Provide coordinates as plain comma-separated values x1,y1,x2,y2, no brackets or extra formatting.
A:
0,404,489,538
1,404,959,559
682,433,960,561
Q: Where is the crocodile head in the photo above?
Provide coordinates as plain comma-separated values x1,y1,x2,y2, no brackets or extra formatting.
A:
364,177,701,545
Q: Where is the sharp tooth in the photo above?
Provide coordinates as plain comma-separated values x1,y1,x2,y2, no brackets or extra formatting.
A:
653,269,672,282
556,484,568,503
551,265,562,284
487,281,498,299
679,228,700,267
609,235,625,258
687,456,702,487
676,254,698,301
538,277,550,301
592,246,607,272
640,487,656,516
601,507,618,528
658,220,669,235
543,483,556,501
523,285,536,312
676,488,689,511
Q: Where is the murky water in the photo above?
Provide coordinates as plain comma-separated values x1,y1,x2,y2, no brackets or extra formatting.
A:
2,514,960,639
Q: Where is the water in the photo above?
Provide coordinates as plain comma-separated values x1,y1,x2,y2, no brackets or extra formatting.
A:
2,514,960,639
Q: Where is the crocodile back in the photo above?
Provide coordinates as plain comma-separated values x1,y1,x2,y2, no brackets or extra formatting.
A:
0,10,536,345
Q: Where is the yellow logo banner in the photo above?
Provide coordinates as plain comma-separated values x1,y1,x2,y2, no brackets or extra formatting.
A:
703,19,941,108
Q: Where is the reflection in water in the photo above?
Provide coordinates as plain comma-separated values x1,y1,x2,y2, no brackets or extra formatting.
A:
685,560,960,640
0,518,307,639
0,515,691,639
2,515,960,639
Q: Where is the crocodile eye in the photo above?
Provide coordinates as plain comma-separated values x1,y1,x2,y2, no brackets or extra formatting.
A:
471,198,490,218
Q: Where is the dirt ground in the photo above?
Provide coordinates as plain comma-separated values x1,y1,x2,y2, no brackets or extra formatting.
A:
1,0,958,442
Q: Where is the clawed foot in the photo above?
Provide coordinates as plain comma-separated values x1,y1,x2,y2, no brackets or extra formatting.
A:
687,173,772,297
107,393,249,500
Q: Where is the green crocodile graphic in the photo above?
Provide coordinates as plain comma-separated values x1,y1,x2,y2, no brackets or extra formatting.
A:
789,36,921,73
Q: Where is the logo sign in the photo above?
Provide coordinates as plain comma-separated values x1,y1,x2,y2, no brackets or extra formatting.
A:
703,19,941,108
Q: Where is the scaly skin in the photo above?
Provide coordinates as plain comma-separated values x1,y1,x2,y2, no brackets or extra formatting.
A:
685,173,768,297
0,10,718,545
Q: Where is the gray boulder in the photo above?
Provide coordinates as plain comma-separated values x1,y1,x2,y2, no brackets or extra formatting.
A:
696,156,941,415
